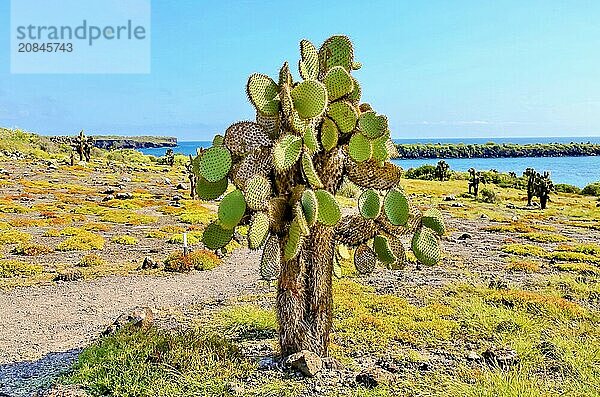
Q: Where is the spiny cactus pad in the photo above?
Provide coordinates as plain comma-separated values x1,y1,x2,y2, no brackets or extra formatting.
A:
302,153,324,189
324,66,354,101
411,228,441,266
337,244,351,260
358,112,388,139
371,136,390,162
384,188,410,226
358,189,381,219
373,235,396,265
291,80,328,119
249,212,270,249
422,208,446,236
387,238,406,270
328,101,358,133
247,73,280,116
348,133,372,162
284,218,304,261
196,177,228,200
303,125,319,155
321,117,339,151
315,189,341,226
354,243,377,274
273,134,302,172
299,39,319,80
203,222,234,250
260,234,280,280
333,255,342,279
319,35,354,73
347,160,401,190
199,146,232,183
244,175,271,211
218,189,246,229
224,121,271,156
301,189,318,227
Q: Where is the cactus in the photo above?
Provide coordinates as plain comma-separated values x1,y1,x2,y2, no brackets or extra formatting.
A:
434,160,450,181
524,167,537,206
191,35,446,357
468,167,481,197
71,130,94,162
186,155,197,198
535,171,554,210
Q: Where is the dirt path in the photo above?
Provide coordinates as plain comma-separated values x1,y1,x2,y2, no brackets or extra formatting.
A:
0,248,261,396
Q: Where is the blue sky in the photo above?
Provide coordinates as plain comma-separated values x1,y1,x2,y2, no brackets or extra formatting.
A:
1,0,599,140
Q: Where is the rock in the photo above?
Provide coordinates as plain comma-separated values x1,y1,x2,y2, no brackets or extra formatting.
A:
467,351,482,362
506,203,517,209
172,195,183,201
482,347,519,369
139,257,159,270
285,350,323,377
480,213,489,219
451,202,464,207
443,195,456,201
115,192,133,200
121,177,131,183
102,188,116,195
356,367,394,388
48,164,58,170
102,306,154,336
176,183,188,190
457,233,472,240
102,194,115,202
258,356,279,371
33,384,90,397
322,356,344,371
511,215,519,221
164,178,172,185
54,269,83,282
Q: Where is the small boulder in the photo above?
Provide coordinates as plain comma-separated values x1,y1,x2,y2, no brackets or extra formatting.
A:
102,194,115,202
176,183,188,190
457,233,472,240
451,202,465,208
102,306,154,336
172,195,183,202
356,367,394,388
482,347,519,369
139,256,159,270
467,351,482,362
443,195,456,201
115,192,133,200
285,350,323,377
164,177,172,185
54,269,83,282
121,177,131,183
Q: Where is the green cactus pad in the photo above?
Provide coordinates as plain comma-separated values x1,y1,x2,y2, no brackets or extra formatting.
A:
321,117,339,151
373,235,396,265
273,134,302,172
337,244,350,260
244,175,271,211
324,66,354,101
358,189,381,219
248,212,270,250
422,208,446,236
358,111,389,139
289,111,311,135
384,188,410,226
196,177,228,200
348,77,361,102
246,73,280,116
354,243,376,274
291,80,328,119
411,228,441,266
299,39,319,80
202,222,234,250
224,121,272,156
319,35,354,73
294,203,310,236
218,189,247,229
284,218,304,261
302,153,324,189
303,125,319,155
212,135,224,146
315,189,341,226
328,101,358,133
280,83,294,118
348,133,372,162
387,238,406,270
371,135,390,162
301,189,318,227
199,146,232,183
279,61,293,88
260,234,280,280
333,255,342,279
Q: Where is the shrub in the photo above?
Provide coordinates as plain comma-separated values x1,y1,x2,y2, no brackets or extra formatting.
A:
480,187,499,204
101,209,157,225
0,260,43,277
506,258,540,273
555,184,581,194
582,182,600,196
57,232,105,251
12,243,53,256
78,253,104,267
168,232,202,245
0,230,33,245
111,235,138,245
164,250,222,272
404,164,436,180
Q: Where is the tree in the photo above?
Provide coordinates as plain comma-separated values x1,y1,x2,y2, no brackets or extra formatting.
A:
192,36,445,357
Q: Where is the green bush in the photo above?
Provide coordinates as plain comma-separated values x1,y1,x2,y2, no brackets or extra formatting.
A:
480,187,499,204
555,184,581,194
404,164,436,180
582,182,600,196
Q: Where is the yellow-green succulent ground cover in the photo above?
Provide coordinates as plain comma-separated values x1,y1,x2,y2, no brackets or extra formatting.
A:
2,132,599,396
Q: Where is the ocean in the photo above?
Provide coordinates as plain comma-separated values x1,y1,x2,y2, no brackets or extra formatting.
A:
139,137,600,188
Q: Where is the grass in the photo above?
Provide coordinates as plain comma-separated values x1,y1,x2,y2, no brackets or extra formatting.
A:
57,231,105,251
0,259,43,277
78,253,105,267
12,243,53,256
215,305,277,340
0,230,33,245
100,209,157,225
522,232,570,243
111,235,138,245
164,250,222,272
506,258,541,273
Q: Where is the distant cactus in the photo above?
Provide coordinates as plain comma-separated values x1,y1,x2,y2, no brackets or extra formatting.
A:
524,168,554,209
191,35,446,357
162,148,175,166
186,155,197,199
468,167,482,197
524,167,536,206
435,160,450,181
71,130,93,162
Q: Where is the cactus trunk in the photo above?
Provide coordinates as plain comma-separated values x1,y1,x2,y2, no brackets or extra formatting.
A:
277,224,334,357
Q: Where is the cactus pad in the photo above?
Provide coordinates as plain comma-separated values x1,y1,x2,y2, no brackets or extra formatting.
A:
202,222,234,250
284,218,304,261
315,189,341,226
249,212,270,249
246,73,280,116
260,234,281,280
411,228,441,266
299,39,319,80
321,117,339,151
373,235,396,265
371,136,390,162
324,66,354,101
358,111,388,139
301,189,318,227
384,188,409,226
335,215,378,247
302,153,324,189
303,125,319,155
347,160,401,189
280,83,294,118
354,243,376,274
328,101,358,133
294,203,310,236
273,134,302,172
333,255,342,279
348,76,361,103
279,61,293,88
319,35,354,73
291,80,328,119
358,189,381,219
337,244,350,260
224,121,272,156
212,135,224,146
244,175,271,211
387,238,406,270
218,189,247,229
422,208,446,236
196,177,228,200
199,146,232,182
231,147,272,189
348,133,372,162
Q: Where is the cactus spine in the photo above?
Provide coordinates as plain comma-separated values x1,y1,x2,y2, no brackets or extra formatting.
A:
192,36,445,357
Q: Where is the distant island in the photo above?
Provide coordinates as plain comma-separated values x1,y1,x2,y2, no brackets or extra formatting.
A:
49,135,177,150
395,141,600,159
